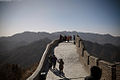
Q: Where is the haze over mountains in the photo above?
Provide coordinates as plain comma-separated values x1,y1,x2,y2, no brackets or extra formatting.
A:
54,31,120,46
0,31,120,67
0,31,120,46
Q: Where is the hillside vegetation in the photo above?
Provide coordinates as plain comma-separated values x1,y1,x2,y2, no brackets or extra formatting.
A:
0,38,51,80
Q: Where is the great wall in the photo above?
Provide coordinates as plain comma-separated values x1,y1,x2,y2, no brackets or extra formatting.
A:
75,36,120,80
27,35,120,80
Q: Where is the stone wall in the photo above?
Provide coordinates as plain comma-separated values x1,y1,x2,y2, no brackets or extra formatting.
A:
116,63,120,80
27,39,59,80
75,36,120,80
98,60,116,80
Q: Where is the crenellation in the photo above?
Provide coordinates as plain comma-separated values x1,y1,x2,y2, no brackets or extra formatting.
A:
98,60,115,80
83,50,90,73
116,63,120,80
89,56,99,67
75,36,120,80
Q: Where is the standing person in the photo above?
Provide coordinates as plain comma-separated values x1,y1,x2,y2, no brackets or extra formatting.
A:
67,36,70,42
73,35,75,44
70,36,72,41
48,55,52,68
59,34,63,42
58,59,64,73
51,55,57,69
64,35,67,41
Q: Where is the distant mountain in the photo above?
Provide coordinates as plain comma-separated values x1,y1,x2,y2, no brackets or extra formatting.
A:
78,33,120,46
83,40,120,63
0,31,120,64
0,31,120,49
1,38,51,67
52,31,120,46
0,32,54,55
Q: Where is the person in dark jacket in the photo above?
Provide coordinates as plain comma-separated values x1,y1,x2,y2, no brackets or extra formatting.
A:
58,59,64,73
59,34,63,42
85,66,102,80
51,55,57,69
48,55,52,68
73,35,75,44
64,35,67,41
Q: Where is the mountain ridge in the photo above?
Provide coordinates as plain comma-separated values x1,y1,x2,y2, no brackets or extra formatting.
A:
1,38,51,68
0,31,120,46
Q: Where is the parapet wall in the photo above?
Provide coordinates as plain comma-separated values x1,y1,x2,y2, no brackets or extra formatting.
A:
75,36,120,80
27,39,59,80
116,63,120,80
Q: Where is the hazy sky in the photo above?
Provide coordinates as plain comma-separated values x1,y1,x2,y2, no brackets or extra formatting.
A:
0,0,120,36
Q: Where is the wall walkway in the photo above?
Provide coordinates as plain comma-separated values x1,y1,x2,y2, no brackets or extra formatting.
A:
46,41,88,80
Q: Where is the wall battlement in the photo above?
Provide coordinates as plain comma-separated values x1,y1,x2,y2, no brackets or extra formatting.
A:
27,39,59,80
75,36,120,80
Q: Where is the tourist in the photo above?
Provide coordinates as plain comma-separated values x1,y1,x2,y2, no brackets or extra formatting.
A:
48,55,52,68
64,35,67,41
59,34,63,42
67,36,70,42
73,35,75,44
51,55,57,69
58,59,64,73
70,36,72,41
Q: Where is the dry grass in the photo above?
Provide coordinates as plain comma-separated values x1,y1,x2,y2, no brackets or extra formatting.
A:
21,62,39,80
